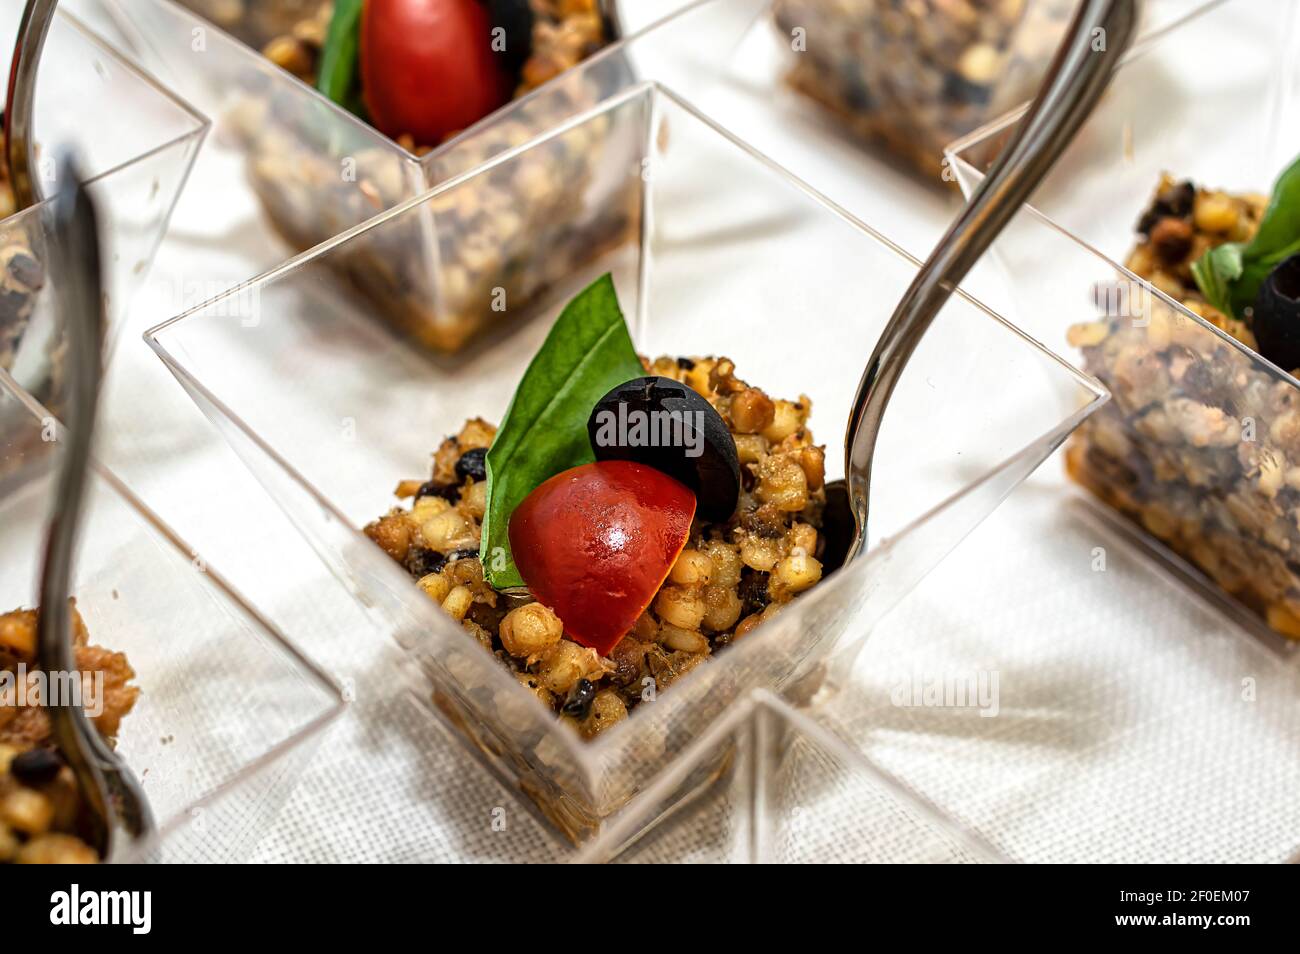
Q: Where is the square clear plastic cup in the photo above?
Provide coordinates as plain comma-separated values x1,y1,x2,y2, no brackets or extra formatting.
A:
145,81,1103,845
72,0,657,353
0,373,344,863
946,0,1300,649
0,5,208,408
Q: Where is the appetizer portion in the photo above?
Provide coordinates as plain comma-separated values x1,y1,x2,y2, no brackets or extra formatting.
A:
0,603,139,863
200,0,612,150
366,275,829,736
1067,156,1300,637
215,1,632,353
772,0,1074,179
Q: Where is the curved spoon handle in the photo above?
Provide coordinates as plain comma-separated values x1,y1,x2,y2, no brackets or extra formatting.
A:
844,0,1140,549
37,155,152,860
5,0,59,212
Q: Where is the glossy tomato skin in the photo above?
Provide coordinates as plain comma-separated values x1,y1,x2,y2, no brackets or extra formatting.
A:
509,461,696,656
361,0,512,144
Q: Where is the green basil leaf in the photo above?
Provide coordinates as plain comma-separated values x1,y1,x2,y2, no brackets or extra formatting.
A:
316,0,365,108
1190,241,1243,317
480,274,645,589
1244,154,1300,261
1191,154,1300,318
1233,235,1300,318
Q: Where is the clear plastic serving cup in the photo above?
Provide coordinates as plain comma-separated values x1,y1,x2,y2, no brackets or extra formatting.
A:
145,82,1103,847
73,0,666,354
0,373,345,863
0,4,208,406
946,0,1300,649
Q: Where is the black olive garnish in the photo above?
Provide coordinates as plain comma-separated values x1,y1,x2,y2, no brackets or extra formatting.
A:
446,549,481,564
455,447,487,482
6,251,44,289
416,478,460,504
1137,179,1195,237
737,569,770,616
1251,254,1300,372
942,73,992,107
561,678,597,720
487,0,535,76
10,747,63,785
406,547,448,578
587,376,741,522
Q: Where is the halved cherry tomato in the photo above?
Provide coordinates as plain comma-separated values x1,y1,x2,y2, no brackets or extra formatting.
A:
508,461,696,656
360,0,512,144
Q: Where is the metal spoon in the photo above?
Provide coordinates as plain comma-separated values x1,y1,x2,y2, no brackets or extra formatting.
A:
819,0,1140,573
2,0,61,408
5,0,57,211
35,154,152,862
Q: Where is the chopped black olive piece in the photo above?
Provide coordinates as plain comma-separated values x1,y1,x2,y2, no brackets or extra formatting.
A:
587,376,741,522
407,547,448,578
455,447,487,482
416,479,460,504
561,678,597,719
737,569,770,616
10,747,63,785
1251,254,1300,371
446,549,481,563
1137,179,1196,237
942,72,992,107
6,251,44,289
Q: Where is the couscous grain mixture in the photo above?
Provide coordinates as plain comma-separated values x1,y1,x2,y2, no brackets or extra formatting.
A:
1066,174,1300,637
366,356,828,735
0,603,139,863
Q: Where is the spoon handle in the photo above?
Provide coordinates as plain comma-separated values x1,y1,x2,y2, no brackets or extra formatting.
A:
37,156,152,860
844,0,1140,549
5,0,59,211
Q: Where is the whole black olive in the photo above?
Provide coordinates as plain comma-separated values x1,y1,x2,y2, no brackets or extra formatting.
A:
487,0,534,76
587,376,741,522
455,447,487,482
10,747,63,785
1251,254,1300,371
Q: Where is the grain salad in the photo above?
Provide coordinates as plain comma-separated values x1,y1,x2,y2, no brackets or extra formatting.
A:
772,0,1075,179
207,0,633,353
0,603,139,863
1066,171,1300,638
366,355,828,736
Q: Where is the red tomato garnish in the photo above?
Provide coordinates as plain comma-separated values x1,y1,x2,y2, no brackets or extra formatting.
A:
360,0,512,144
508,461,696,656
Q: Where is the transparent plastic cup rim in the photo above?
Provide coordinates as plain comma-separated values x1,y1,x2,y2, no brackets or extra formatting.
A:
39,6,211,174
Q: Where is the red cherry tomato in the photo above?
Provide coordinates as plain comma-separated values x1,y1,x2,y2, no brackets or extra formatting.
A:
508,461,696,656
360,0,512,144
